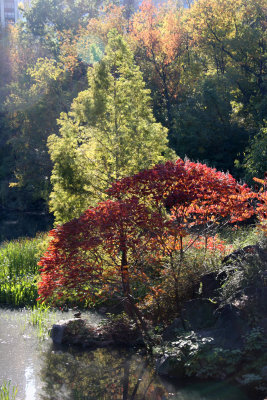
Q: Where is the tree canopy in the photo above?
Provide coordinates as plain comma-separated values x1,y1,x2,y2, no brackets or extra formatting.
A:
48,31,175,223
0,0,266,214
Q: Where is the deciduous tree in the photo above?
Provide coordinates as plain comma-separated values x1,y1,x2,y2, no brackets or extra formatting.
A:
38,160,256,328
130,1,188,141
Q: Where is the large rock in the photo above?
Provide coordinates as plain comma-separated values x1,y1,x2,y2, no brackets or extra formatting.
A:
260,366,267,380
222,245,267,267
51,319,85,345
181,299,217,330
211,304,249,349
50,319,112,347
162,318,185,341
156,353,185,378
241,286,267,321
199,271,225,298
178,303,250,350
50,318,143,348
258,318,267,335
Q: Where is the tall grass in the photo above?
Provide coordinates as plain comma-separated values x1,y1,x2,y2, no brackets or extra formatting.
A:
0,236,45,307
0,381,17,400
0,237,42,277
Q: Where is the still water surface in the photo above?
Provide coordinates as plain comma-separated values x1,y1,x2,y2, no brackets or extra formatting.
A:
0,212,53,243
0,309,250,400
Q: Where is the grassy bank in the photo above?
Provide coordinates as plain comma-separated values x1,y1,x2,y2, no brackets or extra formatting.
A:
0,236,45,307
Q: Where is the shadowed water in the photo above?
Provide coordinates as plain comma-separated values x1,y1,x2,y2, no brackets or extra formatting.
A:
0,212,53,243
0,309,251,400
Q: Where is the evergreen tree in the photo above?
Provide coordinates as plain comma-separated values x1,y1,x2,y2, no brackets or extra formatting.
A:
48,30,175,224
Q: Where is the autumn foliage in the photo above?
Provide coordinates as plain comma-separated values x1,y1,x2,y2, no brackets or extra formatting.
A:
38,159,259,318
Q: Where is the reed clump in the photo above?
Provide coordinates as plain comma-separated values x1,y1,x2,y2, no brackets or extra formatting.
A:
0,380,17,400
0,236,44,307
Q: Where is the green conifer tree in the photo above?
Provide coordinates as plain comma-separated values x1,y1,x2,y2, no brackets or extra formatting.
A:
48,30,175,224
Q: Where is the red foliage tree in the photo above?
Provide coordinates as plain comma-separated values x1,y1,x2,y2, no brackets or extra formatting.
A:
38,160,257,325
109,159,255,249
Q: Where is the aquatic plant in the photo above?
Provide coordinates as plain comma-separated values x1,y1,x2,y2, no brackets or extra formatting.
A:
27,303,57,340
0,380,17,400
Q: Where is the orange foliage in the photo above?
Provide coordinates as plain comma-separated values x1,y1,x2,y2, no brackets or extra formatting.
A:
86,5,127,42
130,0,184,65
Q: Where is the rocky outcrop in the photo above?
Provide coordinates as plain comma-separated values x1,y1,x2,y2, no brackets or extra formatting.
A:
50,244,267,397
158,245,267,397
50,317,143,348
162,318,184,341
181,299,217,331
51,319,113,347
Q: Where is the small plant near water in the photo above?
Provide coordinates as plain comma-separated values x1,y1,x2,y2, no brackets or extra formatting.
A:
0,380,17,400
27,303,56,340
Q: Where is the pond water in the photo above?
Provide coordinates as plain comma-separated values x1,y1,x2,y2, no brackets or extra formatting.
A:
0,309,252,400
0,212,53,243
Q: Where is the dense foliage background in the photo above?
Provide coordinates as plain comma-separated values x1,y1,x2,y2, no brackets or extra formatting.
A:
0,0,266,214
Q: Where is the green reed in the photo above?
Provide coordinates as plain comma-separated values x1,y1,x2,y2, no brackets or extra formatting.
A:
0,237,43,278
0,381,18,400
27,303,57,340
0,277,38,307
0,236,44,307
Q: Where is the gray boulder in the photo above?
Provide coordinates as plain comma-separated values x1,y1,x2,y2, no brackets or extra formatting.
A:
260,366,267,380
156,353,185,378
211,304,249,349
199,271,225,298
51,319,88,345
50,319,112,347
162,318,185,341
181,299,217,330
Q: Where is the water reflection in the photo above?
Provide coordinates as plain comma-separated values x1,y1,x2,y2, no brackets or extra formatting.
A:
25,366,36,400
40,347,249,400
0,310,251,400
40,347,165,400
